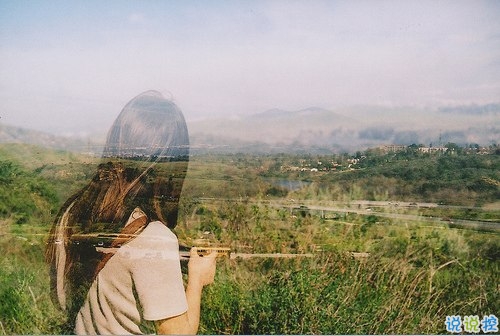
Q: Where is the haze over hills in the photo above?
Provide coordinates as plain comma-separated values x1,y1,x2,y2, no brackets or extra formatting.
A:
188,103,499,153
1,103,498,154
188,107,360,153
0,123,92,152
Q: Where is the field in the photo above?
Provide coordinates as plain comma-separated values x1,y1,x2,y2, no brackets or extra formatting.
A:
0,143,499,334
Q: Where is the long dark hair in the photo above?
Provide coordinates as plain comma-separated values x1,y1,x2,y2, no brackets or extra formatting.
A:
45,91,189,327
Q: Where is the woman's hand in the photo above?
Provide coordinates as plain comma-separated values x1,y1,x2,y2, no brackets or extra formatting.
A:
187,247,217,288
155,247,217,334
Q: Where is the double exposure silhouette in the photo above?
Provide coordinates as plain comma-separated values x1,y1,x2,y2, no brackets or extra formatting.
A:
46,91,193,334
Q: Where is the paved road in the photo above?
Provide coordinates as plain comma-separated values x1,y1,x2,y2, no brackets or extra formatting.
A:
179,251,314,260
280,203,499,232
197,197,499,232
229,253,314,260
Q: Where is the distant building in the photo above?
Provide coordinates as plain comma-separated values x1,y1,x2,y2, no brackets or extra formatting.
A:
418,146,447,153
377,145,407,153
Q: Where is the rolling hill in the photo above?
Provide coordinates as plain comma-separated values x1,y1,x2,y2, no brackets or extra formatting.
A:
2,102,498,154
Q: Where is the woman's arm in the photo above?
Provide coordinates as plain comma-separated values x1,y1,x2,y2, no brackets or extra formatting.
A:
155,248,216,334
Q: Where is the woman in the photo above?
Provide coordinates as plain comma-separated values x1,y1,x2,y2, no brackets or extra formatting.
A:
46,91,216,334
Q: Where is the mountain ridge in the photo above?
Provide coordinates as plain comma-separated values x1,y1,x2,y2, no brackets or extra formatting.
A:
2,102,498,154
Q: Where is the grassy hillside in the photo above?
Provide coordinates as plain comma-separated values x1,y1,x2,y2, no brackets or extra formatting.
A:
0,144,498,334
258,149,500,207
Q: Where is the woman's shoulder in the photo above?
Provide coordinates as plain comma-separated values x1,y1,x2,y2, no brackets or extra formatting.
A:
118,221,179,260
135,221,178,244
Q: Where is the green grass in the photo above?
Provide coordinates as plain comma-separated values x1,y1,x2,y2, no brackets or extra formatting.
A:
0,145,498,334
0,220,65,334
2,217,498,334
199,243,498,334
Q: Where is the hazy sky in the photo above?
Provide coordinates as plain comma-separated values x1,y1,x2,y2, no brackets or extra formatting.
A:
1,0,499,136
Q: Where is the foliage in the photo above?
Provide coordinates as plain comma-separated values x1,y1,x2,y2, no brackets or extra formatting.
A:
0,160,58,224
289,152,500,206
0,143,498,334
0,223,65,334
200,242,498,334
